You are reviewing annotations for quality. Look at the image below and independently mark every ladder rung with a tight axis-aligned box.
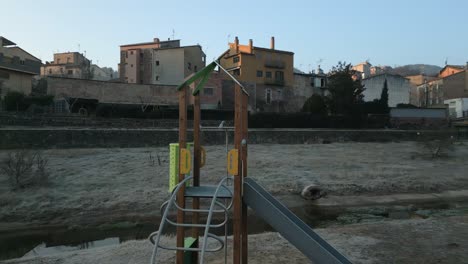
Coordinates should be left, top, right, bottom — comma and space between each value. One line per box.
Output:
185, 186, 233, 198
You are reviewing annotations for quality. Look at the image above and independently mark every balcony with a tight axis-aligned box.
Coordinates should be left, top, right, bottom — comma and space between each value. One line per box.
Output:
264, 79, 285, 86
264, 59, 285, 69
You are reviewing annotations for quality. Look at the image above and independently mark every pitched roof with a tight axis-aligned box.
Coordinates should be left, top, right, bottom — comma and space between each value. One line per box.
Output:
0, 36, 16, 46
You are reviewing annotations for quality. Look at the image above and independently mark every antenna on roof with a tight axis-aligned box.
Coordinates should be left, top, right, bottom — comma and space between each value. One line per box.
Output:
78, 44, 80, 52
172, 29, 175, 40
445, 57, 448, 65
227, 34, 231, 44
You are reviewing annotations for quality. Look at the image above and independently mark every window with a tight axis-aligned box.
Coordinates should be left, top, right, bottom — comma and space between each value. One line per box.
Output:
233, 56, 239, 63
320, 78, 325, 87
140, 53, 143, 58
188, 62, 192, 70
266, 89, 271, 104
275, 71, 284, 81
204, 87, 214, 96
49, 69, 52, 74
155, 76, 159, 81
130, 51, 134, 55
277, 90, 282, 100
194, 65, 198, 72
67, 57, 71, 63
60, 68, 63, 73
68, 70, 73, 75
156, 60, 160, 66
20, 60, 25, 65
57, 58, 61, 64
257, 70, 263, 77
125, 52, 128, 58
266, 71, 272, 78
233, 69, 240, 76
131, 64, 133, 68
311, 78, 315, 87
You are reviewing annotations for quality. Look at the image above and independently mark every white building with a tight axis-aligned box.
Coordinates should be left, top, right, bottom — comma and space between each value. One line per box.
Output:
444, 98, 468, 118
152, 45, 205, 85
361, 73, 411, 107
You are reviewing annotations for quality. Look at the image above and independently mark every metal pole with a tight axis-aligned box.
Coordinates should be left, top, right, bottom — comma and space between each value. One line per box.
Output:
176, 87, 187, 264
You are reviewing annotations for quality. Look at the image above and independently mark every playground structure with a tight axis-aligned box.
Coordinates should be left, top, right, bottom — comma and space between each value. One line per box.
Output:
149, 60, 351, 264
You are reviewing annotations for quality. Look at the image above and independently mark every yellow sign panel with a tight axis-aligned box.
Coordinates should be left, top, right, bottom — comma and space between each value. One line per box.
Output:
227, 149, 239, 175
200, 146, 206, 168
180, 148, 191, 175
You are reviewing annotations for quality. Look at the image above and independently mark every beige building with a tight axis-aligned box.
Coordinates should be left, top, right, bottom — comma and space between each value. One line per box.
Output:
119, 38, 206, 85
90, 64, 117, 81
41, 52, 91, 79
219, 37, 295, 112
352, 61, 372, 79
0, 36, 42, 98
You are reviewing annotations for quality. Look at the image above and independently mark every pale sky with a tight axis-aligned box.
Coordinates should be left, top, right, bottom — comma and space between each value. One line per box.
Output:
2, 0, 467, 72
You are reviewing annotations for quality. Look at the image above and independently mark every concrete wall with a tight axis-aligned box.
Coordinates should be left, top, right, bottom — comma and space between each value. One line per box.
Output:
0, 128, 460, 149
153, 48, 184, 85
0, 70, 33, 97
44, 76, 221, 109
362, 74, 411, 107
291, 73, 324, 111
46, 76, 178, 106
444, 71, 468, 99
183, 46, 205, 78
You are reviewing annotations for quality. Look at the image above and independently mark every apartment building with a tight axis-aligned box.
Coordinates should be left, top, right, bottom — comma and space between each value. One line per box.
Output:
119, 37, 206, 85
41, 52, 91, 79
219, 37, 294, 112
0, 36, 42, 98
415, 63, 468, 107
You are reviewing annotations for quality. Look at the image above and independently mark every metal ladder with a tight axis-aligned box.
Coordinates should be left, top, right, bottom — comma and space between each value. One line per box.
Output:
149, 176, 233, 264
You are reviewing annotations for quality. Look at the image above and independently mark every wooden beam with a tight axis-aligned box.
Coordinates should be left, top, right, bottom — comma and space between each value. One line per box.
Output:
233, 83, 243, 264
192, 93, 201, 263
176, 87, 187, 264
241, 92, 249, 264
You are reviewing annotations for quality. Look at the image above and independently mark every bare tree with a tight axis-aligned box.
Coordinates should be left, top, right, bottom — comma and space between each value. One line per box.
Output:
1, 150, 49, 189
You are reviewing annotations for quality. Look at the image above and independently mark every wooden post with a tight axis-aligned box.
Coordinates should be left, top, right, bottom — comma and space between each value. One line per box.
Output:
233, 83, 243, 264
192, 93, 201, 263
176, 87, 187, 264
241, 92, 248, 264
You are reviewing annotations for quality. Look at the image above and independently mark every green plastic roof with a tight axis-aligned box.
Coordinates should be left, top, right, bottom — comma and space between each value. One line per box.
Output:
176, 61, 217, 95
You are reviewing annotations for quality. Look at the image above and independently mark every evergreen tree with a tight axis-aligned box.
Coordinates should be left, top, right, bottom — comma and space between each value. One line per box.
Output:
379, 78, 389, 114
326, 62, 365, 115
301, 94, 327, 115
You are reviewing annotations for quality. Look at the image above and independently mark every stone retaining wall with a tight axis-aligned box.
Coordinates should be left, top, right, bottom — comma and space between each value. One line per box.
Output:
0, 128, 462, 149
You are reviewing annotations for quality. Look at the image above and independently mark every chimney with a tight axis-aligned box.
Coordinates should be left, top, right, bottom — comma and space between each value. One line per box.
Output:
154, 38, 160, 43
270, 36, 275, 50
249, 39, 253, 53
235, 36, 239, 53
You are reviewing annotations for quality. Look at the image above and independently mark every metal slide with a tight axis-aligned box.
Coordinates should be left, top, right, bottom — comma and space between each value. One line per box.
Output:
243, 178, 352, 264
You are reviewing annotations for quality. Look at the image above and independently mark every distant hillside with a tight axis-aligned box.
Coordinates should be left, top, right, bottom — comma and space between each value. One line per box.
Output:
389, 64, 442, 77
